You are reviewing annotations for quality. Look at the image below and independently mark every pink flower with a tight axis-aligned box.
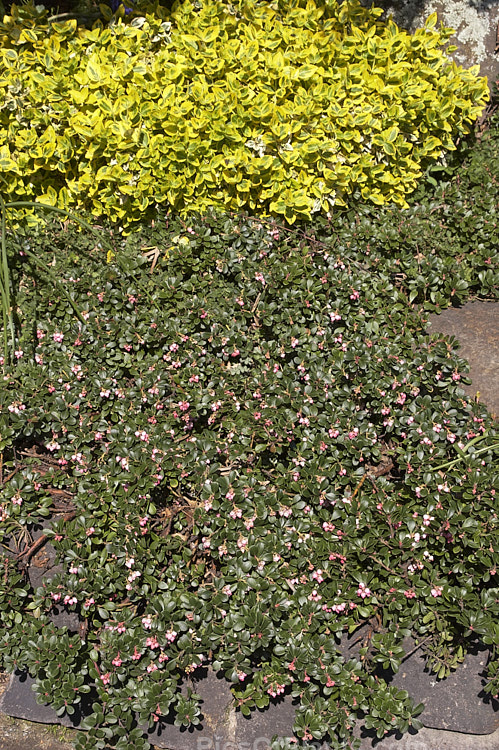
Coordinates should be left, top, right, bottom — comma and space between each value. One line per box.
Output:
112, 654, 122, 667
308, 590, 322, 602
356, 583, 371, 599
101, 672, 111, 685
431, 586, 443, 598
142, 615, 153, 630
53, 332, 64, 343
266, 683, 285, 697
237, 537, 248, 552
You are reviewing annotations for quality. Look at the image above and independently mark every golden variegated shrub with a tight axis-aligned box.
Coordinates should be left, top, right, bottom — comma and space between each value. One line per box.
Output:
0, 0, 489, 226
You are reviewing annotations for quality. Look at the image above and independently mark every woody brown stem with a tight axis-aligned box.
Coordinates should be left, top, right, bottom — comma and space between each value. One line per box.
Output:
16, 510, 77, 567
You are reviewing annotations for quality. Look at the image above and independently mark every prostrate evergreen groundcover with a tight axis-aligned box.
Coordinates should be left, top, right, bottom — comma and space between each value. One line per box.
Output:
0, 199, 498, 750
0, 0, 489, 227
0, 0, 498, 748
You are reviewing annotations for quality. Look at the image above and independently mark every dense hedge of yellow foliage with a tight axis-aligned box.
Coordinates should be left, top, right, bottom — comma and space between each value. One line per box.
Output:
0, 0, 489, 226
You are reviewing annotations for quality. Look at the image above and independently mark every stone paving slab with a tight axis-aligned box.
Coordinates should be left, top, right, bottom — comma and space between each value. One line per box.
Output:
427, 301, 499, 419
2, 653, 499, 750
389, 638, 499, 734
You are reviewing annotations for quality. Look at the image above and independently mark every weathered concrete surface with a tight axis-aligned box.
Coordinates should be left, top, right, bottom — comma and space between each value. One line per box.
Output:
369, 0, 499, 87
426, 301, 499, 420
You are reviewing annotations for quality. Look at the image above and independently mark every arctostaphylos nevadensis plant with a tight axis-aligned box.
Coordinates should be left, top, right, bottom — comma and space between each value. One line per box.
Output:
0, 203, 498, 749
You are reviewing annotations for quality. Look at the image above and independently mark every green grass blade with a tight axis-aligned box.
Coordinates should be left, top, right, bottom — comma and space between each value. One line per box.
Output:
0, 196, 15, 365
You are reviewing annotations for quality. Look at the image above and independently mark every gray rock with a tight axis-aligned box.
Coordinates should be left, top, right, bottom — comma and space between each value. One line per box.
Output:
427, 301, 499, 421
0, 673, 82, 729
0, 668, 236, 750
2, 648, 499, 750
355, 724, 499, 750
389, 637, 499, 734
23, 522, 82, 635
364, 0, 499, 87
236, 695, 298, 750
146, 669, 234, 750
